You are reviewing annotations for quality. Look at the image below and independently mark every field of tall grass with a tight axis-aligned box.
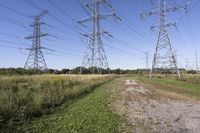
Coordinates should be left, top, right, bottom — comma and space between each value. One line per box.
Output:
0, 74, 114, 129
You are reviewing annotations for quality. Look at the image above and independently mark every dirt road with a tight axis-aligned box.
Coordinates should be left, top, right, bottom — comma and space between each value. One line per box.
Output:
113, 79, 200, 133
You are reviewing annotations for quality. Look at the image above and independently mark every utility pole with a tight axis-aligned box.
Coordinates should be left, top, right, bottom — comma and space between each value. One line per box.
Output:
185, 58, 189, 70
196, 52, 199, 73
24, 10, 51, 71
146, 52, 149, 70
141, 0, 189, 77
77, 0, 121, 74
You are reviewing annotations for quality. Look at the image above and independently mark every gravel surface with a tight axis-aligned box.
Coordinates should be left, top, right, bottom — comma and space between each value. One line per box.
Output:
114, 79, 200, 133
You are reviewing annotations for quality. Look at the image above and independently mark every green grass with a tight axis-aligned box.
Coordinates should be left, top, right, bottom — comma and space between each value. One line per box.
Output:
0, 74, 115, 131
3, 74, 199, 132
135, 75, 200, 98
15, 78, 120, 133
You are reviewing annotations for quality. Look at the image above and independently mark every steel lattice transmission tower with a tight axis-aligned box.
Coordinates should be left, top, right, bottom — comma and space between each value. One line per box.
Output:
141, 0, 190, 77
77, 0, 121, 74
146, 52, 149, 70
24, 10, 50, 71
195, 52, 199, 73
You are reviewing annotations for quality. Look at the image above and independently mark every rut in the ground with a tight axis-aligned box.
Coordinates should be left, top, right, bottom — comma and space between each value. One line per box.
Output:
114, 79, 200, 133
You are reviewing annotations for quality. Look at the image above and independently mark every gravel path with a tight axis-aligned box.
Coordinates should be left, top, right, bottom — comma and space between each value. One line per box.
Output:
114, 79, 200, 133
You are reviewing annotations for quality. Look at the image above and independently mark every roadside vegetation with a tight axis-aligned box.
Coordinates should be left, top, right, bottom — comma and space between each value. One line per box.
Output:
0, 74, 115, 131
16, 77, 122, 133
134, 74, 200, 99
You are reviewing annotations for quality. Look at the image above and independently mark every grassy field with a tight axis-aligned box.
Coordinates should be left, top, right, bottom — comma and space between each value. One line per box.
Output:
0, 74, 115, 131
134, 74, 200, 99
1, 74, 200, 132
15, 78, 123, 133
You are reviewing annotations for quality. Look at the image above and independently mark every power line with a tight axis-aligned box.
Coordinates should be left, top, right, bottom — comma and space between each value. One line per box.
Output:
106, 20, 154, 48
0, 40, 84, 57
175, 29, 193, 56
106, 45, 140, 57
0, 4, 145, 66
112, 36, 146, 53
48, 32, 84, 48
24, 0, 79, 33
76, 0, 152, 53
0, 41, 22, 49
24, 0, 150, 56
0, 14, 26, 28
42, 41, 141, 62
45, 32, 144, 59
42, 25, 143, 59
52, 53, 80, 60
0, 2, 29, 17
115, 10, 155, 45
0, 32, 21, 38
47, 0, 74, 20
0, 44, 20, 49
0, 39, 27, 46
0, 14, 31, 32
46, 26, 145, 58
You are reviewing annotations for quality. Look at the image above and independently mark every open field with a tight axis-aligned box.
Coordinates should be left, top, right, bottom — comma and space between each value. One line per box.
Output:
0, 74, 115, 131
15, 77, 122, 133
0, 74, 200, 132
134, 74, 200, 99
0, 0, 199, 132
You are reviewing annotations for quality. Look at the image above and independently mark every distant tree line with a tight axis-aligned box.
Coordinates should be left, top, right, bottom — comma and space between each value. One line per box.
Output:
0, 67, 144, 75
0, 67, 196, 75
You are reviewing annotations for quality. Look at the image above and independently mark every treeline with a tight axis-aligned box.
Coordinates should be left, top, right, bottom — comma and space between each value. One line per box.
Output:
0, 67, 196, 76
0, 67, 145, 75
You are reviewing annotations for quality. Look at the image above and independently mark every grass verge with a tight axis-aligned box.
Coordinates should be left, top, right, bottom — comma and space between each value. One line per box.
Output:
134, 75, 200, 99
15, 77, 120, 133
0, 74, 115, 131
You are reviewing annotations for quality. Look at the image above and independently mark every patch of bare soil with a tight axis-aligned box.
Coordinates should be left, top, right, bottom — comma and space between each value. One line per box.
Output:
113, 79, 200, 133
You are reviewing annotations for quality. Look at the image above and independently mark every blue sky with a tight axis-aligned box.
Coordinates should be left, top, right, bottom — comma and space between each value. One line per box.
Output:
0, 0, 199, 70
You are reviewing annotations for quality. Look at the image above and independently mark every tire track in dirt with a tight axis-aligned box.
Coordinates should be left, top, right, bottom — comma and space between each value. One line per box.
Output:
113, 79, 200, 133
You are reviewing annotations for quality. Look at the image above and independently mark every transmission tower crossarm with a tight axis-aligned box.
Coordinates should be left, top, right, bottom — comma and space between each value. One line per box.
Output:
29, 22, 45, 27
167, 3, 189, 12
102, 0, 112, 8
37, 10, 49, 19
141, 1, 189, 19
77, 13, 120, 26
98, 13, 115, 19
101, 30, 113, 38
40, 46, 54, 51
141, 9, 158, 19
77, 17, 92, 25
24, 33, 49, 39
25, 48, 32, 50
